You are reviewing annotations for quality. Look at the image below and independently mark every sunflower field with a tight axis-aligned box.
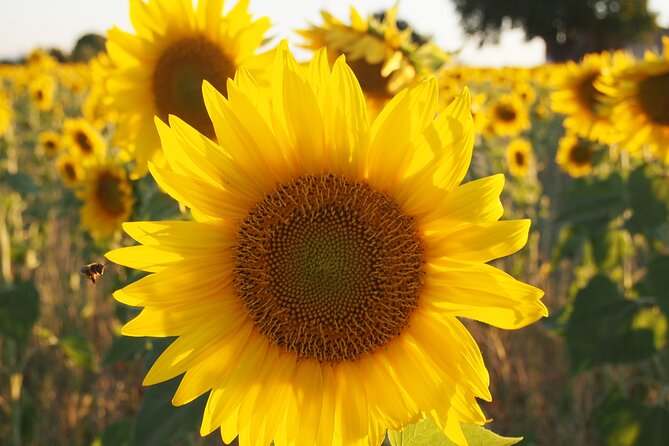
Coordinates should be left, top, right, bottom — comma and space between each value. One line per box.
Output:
1, 1, 668, 445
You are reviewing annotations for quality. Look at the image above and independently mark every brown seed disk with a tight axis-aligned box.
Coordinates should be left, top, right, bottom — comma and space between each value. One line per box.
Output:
95, 171, 126, 216
233, 174, 425, 364
637, 71, 669, 125
152, 35, 234, 139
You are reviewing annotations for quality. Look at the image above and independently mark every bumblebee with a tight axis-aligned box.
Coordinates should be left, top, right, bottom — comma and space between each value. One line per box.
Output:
81, 262, 105, 284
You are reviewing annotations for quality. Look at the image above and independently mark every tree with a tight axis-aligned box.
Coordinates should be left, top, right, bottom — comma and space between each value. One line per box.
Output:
71, 33, 106, 63
451, 0, 658, 62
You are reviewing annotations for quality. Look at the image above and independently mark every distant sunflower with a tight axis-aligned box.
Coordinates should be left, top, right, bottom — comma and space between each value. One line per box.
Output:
28, 74, 56, 111
107, 44, 546, 446
299, 6, 448, 117
0, 90, 11, 137
551, 51, 632, 144
78, 162, 134, 239
556, 133, 596, 177
506, 138, 533, 178
83, 52, 117, 130
105, 0, 271, 177
56, 153, 85, 187
598, 37, 669, 163
62, 118, 105, 164
488, 93, 530, 137
38, 131, 62, 155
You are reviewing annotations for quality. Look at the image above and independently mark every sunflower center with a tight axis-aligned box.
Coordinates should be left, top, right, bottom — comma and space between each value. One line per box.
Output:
515, 151, 526, 166
95, 172, 126, 216
153, 35, 235, 138
637, 71, 669, 124
45, 140, 56, 152
496, 104, 517, 122
75, 131, 93, 154
569, 143, 593, 165
233, 174, 425, 363
346, 58, 391, 100
64, 163, 77, 182
578, 72, 600, 112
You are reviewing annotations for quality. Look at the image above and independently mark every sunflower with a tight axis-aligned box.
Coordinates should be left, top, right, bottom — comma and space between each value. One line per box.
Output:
77, 162, 134, 239
83, 52, 117, 130
551, 51, 632, 144
505, 138, 533, 178
28, 74, 56, 111
556, 133, 596, 178
105, 0, 271, 177
38, 130, 62, 155
0, 90, 11, 137
487, 93, 530, 137
62, 118, 105, 164
106, 43, 546, 446
56, 153, 85, 187
597, 37, 669, 163
299, 6, 447, 118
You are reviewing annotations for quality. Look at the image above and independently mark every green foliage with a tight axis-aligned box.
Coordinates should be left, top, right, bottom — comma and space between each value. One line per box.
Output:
557, 173, 627, 229
71, 33, 106, 62
627, 165, 669, 237
0, 280, 40, 346
596, 392, 669, 446
103, 335, 150, 367
131, 377, 208, 446
451, 0, 657, 61
388, 418, 521, 446
565, 276, 663, 372
645, 255, 669, 317
94, 418, 133, 446
58, 332, 94, 370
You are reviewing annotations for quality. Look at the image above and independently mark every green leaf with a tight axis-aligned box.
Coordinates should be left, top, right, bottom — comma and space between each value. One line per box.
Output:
627, 165, 669, 235
103, 335, 149, 366
590, 224, 626, 272
94, 418, 132, 446
646, 255, 669, 317
59, 332, 94, 370
557, 173, 627, 228
0, 171, 41, 196
388, 418, 521, 446
565, 275, 662, 372
0, 280, 40, 345
596, 392, 669, 446
131, 376, 207, 446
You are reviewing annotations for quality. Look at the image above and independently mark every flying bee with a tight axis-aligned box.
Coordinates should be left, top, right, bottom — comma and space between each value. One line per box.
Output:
80, 262, 106, 284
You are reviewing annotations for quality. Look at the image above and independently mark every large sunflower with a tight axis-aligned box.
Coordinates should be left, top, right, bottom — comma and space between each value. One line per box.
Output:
107, 44, 546, 446
78, 162, 134, 239
550, 51, 631, 144
597, 37, 669, 163
105, 0, 271, 177
299, 6, 447, 118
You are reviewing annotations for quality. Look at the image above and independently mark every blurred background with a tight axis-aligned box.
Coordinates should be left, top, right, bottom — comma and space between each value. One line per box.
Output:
2, 1, 669, 445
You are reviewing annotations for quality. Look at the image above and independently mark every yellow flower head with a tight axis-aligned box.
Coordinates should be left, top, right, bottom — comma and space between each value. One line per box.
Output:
56, 153, 85, 187
28, 74, 56, 111
551, 50, 633, 144
556, 132, 596, 178
597, 37, 669, 163
77, 162, 134, 240
0, 90, 11, 137
106, 43, 546, 446
38, 130, 62, 156
63, 118, 106, 164
105, 0, 271, 177
299, 6, 448, 118
506, 138, 534, 178
83, 52, 117, 129
487, 93, 530, 137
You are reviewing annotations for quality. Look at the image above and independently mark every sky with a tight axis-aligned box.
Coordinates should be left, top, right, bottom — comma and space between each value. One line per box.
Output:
1, 0, 668, 66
